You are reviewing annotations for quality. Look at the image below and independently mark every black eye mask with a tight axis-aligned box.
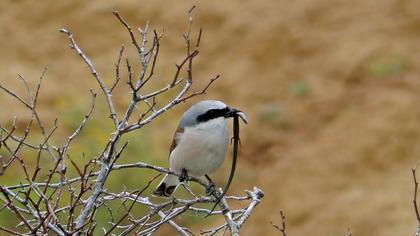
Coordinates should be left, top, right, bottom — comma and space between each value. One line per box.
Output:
196, 107, 230, 123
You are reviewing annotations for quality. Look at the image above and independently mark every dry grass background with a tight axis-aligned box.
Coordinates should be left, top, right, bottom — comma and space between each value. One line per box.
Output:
1, 0, 420, 235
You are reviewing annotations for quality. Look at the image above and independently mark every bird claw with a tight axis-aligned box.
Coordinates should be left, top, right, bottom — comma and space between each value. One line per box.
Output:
179, 168, 188, 182
204, 174, 217, 195
206, 181, 216, 195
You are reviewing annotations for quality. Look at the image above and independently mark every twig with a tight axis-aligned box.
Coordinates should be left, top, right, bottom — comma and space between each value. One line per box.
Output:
59, 28, 118, 126
110, 45, 125, 93
158, 211, 190, 236
104, 175, 160, 235
271, 210, 287, 236
413, 168, 420, 224
62, 90, 96, 156
113, 11, 141, 54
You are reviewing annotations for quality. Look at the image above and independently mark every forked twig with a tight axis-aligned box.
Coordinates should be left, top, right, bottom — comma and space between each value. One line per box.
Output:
271, 210, 287, 236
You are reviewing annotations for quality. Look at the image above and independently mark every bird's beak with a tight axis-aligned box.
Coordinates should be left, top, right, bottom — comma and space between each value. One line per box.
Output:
225, 107, 248, 124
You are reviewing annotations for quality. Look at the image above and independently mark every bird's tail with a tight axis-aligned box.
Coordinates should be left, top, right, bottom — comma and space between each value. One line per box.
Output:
153, 174, 180, 197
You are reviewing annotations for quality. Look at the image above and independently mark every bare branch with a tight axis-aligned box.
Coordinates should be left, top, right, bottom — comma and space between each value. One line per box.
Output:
113, 11, 141, 54
413, 168, 420, 225
104, 174, 160, 235
158, 211, 190, 236
179, 74, 220, 102
110, 45, 125, 93
0, 226, 26, 236
271, 210, 287, 236
0, 84, 32, 109
61, 90, 97, 156
59, 28, 118, 126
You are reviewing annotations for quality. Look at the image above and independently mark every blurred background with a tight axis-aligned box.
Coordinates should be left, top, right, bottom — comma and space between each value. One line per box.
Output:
1, 0, 420, 235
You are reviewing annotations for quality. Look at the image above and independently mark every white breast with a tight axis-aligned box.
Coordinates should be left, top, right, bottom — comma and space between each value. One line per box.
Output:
169, 117, 229, 176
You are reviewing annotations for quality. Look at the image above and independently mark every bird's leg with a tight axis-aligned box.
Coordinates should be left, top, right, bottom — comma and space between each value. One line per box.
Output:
179, 168, 188, 182
205, 174, 216, 195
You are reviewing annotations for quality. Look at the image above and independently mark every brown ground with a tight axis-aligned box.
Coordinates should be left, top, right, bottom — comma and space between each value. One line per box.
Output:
1, 0, 420, 235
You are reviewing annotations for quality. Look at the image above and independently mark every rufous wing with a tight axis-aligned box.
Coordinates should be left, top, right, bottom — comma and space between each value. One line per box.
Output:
168, 127, 184, 159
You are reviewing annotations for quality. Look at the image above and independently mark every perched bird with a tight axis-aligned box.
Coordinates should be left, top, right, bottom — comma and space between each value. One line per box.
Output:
153, 100, 247, 197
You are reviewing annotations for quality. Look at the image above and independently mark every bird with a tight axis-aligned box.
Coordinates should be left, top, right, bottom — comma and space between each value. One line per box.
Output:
153, 100, 247, 197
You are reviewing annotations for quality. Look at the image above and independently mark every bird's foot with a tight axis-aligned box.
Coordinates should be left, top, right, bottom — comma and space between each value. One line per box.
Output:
179, 168, 188, 182
205, 174, 216, 196
206, 182, 216, 196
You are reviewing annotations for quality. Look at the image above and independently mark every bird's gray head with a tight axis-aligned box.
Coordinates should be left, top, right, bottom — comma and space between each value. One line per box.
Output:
179, 100, 248, 128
